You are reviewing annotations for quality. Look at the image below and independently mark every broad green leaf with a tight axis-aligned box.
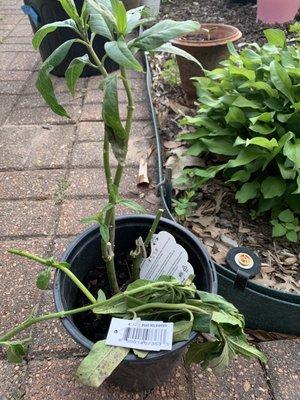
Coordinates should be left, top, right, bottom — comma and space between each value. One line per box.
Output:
225, 106, 246, 125
65, 54, 92, 96
227, 170, 250, 183
59, 0, 80, 21
6, 343, 27, 364
193, 314, 212, 333
93, 293, 127, 314
126, 6, 153, 34
270, 60, 294, 103
200, 137, 239, 156
173, 319, 193, 342
186, 141, 206, 156
226, 149, 263, 169
32, 20, 77, 49
249, 123, 276, 135
278, 209, 294, 223
36, 267, 51, 290
117, 198, 146, 213
286, 230, 298, 242
126, 279, 151, 291
283, 139, 300, 168
87, 0, 115, 40
155, 43, 203, 68
197, 291, 239, 314
277, 113, 293, 123
236, 181, 260, 203
76, 340, 129, 387
36, 39, 77, 117
209, 342, 235, 373
130, 20, 200, 51
245, 137, 278, 150
185, 340, 220, 366
261, 176, 286, 199
228, 335, 267, 363
249, 112, 275, 125
232, 96, 260, 109
228, 66, 255, 81
111, 0, 127, 34
239, 81, 278, 98
211, 311, 243, 328
105, 38, 143, 71
264, 28, 286, 48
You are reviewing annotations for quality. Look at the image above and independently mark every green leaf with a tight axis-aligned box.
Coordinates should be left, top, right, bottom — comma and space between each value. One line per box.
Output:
93, 293, 127, 314
211, 311, 243, 328
186, 142, 207, 156
283, 139, 300, 168
76, 340, 129, 387
286, 230, 298, 242
261, 176, 286, 199
97, 289, 106, 302
228, 66, 255, 81
232, 96, 260, 109
239, 81, 278, 98
226, 149, 263, 169
227, 170, 250, 183
105, 38, 143, 71
130, 20, 200, 51
65, 54, 91, 96
225, 106, 246, 125
209, 342, 234, 373
154, 43, 203, 68
228, 335, 267, 363
6, 343, 27, 364
111, 0, 127, 34
173, 319, 193, 342
264, 28, 286, 48
185, 340, 220, 366
32, 19, 77, 49
193, 314, 212, 333
36, 39, 77, 117
36, 267, 51, 290
59, 0, 80, 21
126, 6, 153, 35
270, 60, 294, 103
117, 198, 146, 213
249, 112, 275, 125
235, 181, 260, 203
200, 137, 239, 156
278, 209, 294, 223
87, 0, 115, 40
249, 123, 276, 135
245, 137, 278, 150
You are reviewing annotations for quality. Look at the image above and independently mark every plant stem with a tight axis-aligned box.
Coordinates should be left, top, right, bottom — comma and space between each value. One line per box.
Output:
129, 302, 208, 315
0, 302, 100, 343
9, 249, 97, 304
132, 209, 164, 280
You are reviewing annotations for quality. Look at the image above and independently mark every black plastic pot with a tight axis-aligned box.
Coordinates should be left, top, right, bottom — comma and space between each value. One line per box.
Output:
22, 0, 118, 77
143, 52, 300, 336
54, 215, 217, 391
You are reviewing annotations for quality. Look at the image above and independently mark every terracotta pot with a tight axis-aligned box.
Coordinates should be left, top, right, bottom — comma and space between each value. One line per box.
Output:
122, 0, 141, 10
171, 23, 242, 98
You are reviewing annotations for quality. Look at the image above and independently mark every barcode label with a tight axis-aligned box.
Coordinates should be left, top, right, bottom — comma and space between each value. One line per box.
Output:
106, 318, 173, 351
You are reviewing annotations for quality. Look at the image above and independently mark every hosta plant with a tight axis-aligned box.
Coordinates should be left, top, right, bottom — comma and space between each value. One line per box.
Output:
176, 29, 300, 241
0, 0, 266, 388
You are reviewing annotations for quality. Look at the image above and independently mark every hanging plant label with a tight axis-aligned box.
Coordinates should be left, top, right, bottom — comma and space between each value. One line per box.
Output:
106, 318, 173, 351
140, 231, 194, 283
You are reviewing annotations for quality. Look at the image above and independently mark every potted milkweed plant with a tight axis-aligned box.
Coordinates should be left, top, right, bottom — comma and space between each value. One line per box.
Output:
0, 0, 266, 392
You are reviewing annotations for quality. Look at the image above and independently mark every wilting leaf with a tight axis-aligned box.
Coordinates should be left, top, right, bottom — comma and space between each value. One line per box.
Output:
6, 343, 27, 364
36, 267, 51, 290
76, 340, 129, 387
185, 340, 220, 366
117, 198, 146, 213
66, 54, 93, 96
173, 319, 193, 342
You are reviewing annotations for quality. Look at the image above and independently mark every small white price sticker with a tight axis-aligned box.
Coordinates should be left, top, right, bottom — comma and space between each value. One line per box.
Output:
140, 231, 194, 284
106, 318, 174, 351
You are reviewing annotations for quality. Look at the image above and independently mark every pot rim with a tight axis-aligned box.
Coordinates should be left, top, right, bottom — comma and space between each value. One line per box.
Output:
53, 214, 217, 362
171, 23, 242, 48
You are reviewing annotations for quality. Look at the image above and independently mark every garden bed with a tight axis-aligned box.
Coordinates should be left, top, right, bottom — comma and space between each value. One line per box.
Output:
149, 2, 300, 295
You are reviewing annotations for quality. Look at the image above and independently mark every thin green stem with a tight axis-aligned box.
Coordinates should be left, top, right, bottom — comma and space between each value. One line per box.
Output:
132, 209, 164, 280
0, 303, 100, 343
129, 302, 208, 315
9, 249, 97, 304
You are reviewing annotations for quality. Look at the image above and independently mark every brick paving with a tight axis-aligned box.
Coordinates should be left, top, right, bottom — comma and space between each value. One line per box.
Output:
0, 1, 299, 399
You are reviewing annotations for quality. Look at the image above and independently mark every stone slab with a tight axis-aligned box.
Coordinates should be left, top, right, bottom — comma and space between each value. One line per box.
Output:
25, 357, 146, 400
0, 360, 27, 400
57, 197, 159, 236
71, 135, 156, 168
190, 357, 271, 400
0, 125, 75, 170
0, 200, 58, 237
0, 170, 65, 200
81, 101, 151, 122
0, 238, 50, 331
259, 339, 300, 400
0, 94, 17, 125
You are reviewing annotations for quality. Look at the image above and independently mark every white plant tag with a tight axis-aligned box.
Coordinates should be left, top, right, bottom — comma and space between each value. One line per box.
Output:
106, 318, 173, 351
140, 231, 194, 284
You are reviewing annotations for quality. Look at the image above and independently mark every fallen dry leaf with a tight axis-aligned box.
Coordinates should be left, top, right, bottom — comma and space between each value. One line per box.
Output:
243, 381, 251, 393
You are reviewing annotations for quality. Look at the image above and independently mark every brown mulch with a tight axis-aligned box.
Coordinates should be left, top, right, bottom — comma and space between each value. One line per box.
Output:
149, 2, 300, 294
